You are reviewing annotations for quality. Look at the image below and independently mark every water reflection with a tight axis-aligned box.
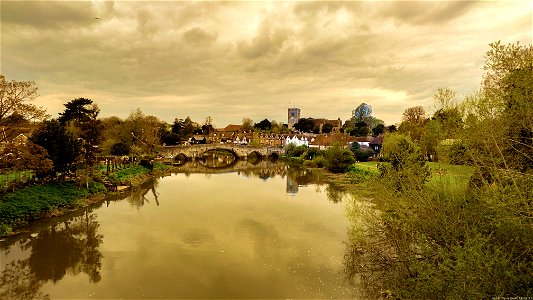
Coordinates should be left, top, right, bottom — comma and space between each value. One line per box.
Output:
173, 156, 349, 202
125, 178, 160, 208
0, 161, 353, 299
0, 210, 103, 300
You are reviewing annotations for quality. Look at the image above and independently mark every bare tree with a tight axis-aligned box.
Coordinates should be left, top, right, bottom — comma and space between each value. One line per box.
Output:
0, 75, 48, 124
402, 106, 426, 126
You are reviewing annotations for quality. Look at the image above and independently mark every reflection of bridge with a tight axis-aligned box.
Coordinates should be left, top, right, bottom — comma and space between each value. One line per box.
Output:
158, 144, 284, 159
167, 159, 287, 175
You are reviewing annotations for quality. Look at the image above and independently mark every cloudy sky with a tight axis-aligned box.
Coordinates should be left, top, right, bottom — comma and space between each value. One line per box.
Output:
1, 1, 531, 126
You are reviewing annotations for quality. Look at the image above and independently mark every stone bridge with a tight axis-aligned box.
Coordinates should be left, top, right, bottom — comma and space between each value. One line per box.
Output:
158, 144, 284, 159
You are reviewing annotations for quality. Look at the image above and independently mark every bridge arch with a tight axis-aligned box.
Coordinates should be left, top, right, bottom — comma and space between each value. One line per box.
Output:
159, 144, 283, 160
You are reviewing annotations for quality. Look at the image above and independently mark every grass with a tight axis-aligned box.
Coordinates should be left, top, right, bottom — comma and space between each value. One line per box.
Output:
0, 171, 33, 187
107, 162, 169, 184
354, 161, 380, 173
353, 161, 474, 193
0, 181, 105, 236
426, 162, 474, 193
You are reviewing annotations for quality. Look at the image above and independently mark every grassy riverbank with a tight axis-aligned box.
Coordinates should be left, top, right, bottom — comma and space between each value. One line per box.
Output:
0, 162, 170, 237
344, 161, 532, 298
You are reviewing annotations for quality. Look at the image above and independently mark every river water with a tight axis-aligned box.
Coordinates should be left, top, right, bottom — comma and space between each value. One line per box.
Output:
0, 162, 360, 299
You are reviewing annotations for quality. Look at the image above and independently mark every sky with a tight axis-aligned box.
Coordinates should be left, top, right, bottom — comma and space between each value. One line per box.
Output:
1, 1, 531, 127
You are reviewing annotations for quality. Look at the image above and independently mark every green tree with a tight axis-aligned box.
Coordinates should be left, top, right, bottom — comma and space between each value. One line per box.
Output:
419, 119, 445, 161
378, 133, 430, 192
110, 142, 131, 156
241, 118, 253, 132
348, 121, 369, 137
30, 120, 82, 177
324, 143, 355, 173
254, 119, 272, 131
322, 123, 333, 133
372, 123, 385, 136
294, 118, 315, 133
59, 98, 103, 169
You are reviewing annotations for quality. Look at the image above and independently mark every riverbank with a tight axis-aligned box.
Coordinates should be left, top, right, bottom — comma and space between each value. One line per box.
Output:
0, 163, 172, 237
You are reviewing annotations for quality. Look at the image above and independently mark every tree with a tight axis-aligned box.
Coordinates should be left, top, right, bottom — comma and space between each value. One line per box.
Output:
254, 119, 272, 131
419, 119, 445, 161
433, 87, 457, 111
171, 118, 185, 136
322, 123, 333, 134
30, 119, 82, 176
59, 98, 99, 124
126, 110, 163, 155
478, 41, 533, 172
0, 142, 53, 179
110, 142, 131, 156
294, 118, 315, 133
59, 98, 103, 171
378, 133, 430, 192
241, 118, 253, 132
0, 75, 48, 126
401, 106, 427, 141
387, 125, 397, 132
352, 103, 372, 122
402, 106, 426, 126
324, 143, 355, 173
349, 121, 370, 137
183, 116, 196, 137
372, 123, 385, 136
350, 142, 374, 162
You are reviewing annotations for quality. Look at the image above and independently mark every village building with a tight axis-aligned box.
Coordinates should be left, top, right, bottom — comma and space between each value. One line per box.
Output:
310, 118, 343, 133
189, 135, 207, 144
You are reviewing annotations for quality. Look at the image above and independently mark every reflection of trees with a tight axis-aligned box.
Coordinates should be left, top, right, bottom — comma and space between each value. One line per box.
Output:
343, 199, 395, 299
127, 178, 160, 208
0, 260, 49, 300
325, 184, 346, 203
0, 210, 103, 299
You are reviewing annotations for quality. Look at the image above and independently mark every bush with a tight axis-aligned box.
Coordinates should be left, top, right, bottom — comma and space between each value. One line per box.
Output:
110, 142, 131, 156
324, 144, 355, 173
378, 133, 430, 192
312, 155, 327, 168
88, 181, 107, 194
285, 144, 308, 158
437, 139, 470, 165
346, 165, 374, 184
304, 147, 323, 160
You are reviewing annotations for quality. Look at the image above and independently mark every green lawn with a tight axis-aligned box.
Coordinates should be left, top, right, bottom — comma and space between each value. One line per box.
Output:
0, 171, 33, 187
353, 161, 474, 192
354, 161, 380, 173
426, 162, 474, 193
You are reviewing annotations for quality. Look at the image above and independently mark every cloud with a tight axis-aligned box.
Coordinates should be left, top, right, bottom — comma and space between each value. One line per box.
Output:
1, 1, 96, 29
377, 1, 479, 26
1, 1, 531, 126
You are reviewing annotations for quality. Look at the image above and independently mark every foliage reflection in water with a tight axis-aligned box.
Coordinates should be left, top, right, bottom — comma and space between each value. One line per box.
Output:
0, 161, 359, 299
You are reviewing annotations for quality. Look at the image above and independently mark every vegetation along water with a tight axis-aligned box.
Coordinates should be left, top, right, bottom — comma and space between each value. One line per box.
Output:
0, 41, 531, 299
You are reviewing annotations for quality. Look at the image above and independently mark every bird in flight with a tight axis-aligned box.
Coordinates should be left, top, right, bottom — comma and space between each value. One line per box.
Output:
94, 17, 101, 20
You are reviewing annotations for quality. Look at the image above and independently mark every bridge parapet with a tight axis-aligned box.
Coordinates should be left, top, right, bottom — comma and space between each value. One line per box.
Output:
159, 144, 283, 159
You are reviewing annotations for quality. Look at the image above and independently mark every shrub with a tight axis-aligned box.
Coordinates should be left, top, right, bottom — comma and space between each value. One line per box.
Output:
285, 144, 308, 158
110, 142, 131, 156
312, 155, 327, 168
347, 166, 374, 184
437, 139, 470, 165
304, 147, 322, 160
378, 133, 430, 192
324, 144, 355, 173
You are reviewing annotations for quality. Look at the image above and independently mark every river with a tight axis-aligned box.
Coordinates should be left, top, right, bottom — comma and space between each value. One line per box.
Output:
0, 161, 361, 299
